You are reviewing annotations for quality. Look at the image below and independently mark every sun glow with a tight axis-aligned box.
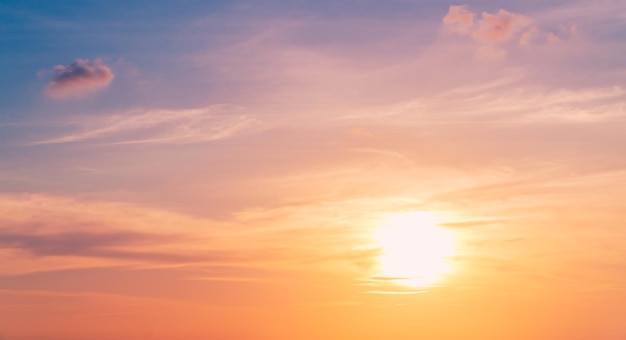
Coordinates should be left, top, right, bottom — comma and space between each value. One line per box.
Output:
374, 212, 455, 287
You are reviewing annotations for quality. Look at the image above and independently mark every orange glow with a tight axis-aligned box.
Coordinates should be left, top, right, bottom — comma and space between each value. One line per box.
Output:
2, 1, 625, 339
374, 212, 455, 287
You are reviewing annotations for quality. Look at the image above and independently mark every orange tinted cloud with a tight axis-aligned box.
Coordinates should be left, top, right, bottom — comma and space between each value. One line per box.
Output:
45, 58, 114, 99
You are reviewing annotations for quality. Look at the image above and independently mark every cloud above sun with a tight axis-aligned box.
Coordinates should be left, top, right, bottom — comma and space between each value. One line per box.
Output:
44, 58, 114, 99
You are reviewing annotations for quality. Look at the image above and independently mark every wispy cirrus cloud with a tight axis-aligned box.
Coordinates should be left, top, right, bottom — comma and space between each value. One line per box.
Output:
0, 193, 281, 276
0, 192, 387, 277
43, 58, 114, 99
358, 76, 626, 125
31, 105, 260, 145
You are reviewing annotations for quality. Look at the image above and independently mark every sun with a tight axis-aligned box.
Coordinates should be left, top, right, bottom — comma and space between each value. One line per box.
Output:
373, 212, 455, 287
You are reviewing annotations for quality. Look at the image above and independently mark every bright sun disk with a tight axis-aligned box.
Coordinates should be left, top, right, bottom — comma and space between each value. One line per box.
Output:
374, 212, 455, 287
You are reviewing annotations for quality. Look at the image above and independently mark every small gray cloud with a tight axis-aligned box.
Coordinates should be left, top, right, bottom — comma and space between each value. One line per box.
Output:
44, 58, 114, 99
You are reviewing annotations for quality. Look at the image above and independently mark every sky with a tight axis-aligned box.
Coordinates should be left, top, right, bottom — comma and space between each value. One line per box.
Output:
1, 0, 626, 339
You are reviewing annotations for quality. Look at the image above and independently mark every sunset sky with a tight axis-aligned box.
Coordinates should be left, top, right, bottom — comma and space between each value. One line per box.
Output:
2, 1, 626, 339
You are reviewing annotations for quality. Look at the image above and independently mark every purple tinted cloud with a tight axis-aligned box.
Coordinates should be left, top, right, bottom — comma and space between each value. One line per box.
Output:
0, 231, 197, 262
45, 58, 114, 99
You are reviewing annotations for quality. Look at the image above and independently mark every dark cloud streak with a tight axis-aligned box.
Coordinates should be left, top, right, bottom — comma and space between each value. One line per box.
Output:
0, 231, 214, 263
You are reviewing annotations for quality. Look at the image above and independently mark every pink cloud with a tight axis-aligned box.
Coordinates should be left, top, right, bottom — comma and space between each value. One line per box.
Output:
45, 58, 114, 99
472, 9, 530, 43
519, 27, 541, 45
519, 24, 579, 45
443, 6, 533, 45
442, 5, 475, 33
476, 45, 506, 60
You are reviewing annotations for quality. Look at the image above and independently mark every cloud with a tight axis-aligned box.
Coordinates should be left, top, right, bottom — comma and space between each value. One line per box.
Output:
44, 58, 114, 99
375, 70, 626, 124
439, 219, 503, 228
442, 5, 475, 34
519, 24, 578, 45
0, 231, 207, 263
443, 5, 577, 48
476, 45, 507, 60
473, 9, 531, 43
30, 105, 259, 145
519, 26, 542, 45
0, 193, 376, 276
443, 6, 530, 44
0, 193, 246, 275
